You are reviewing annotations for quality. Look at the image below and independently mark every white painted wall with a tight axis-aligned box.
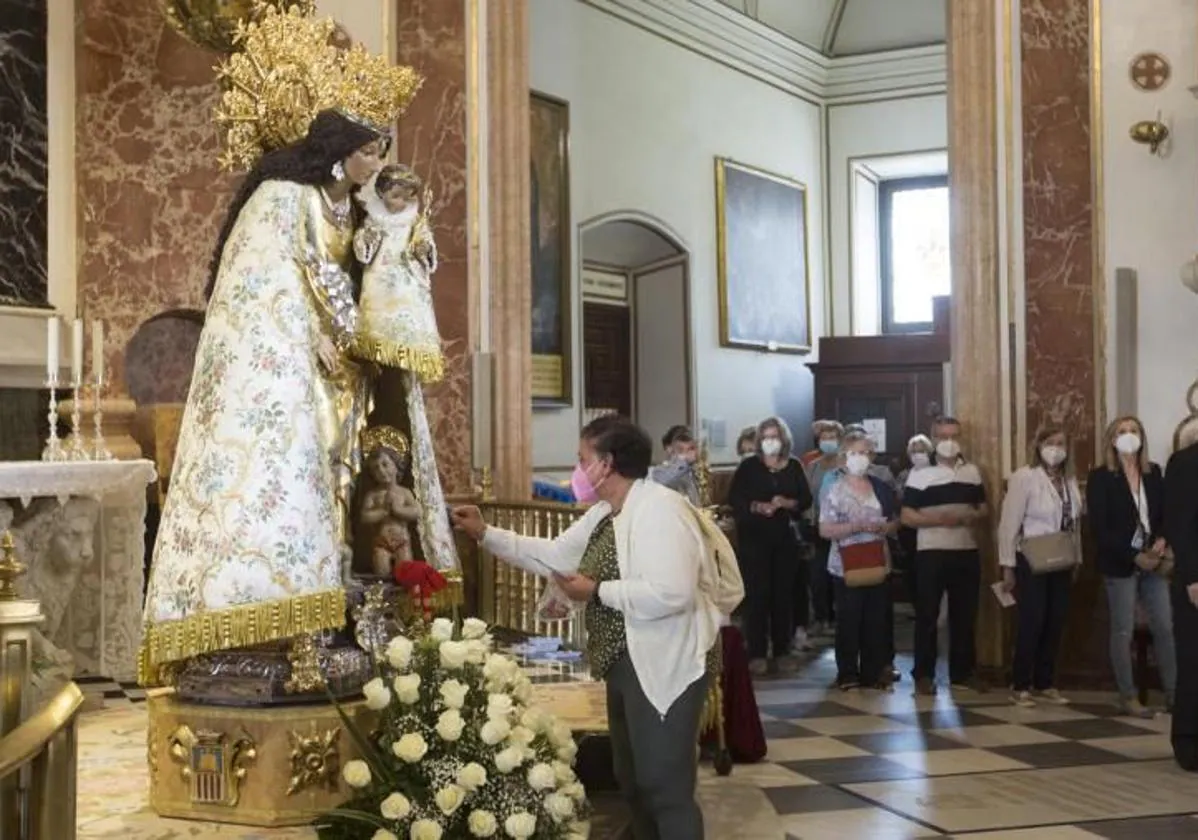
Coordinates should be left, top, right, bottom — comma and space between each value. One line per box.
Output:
530, 0, 825, 468
634, 262, 689, 459
1099, 0, 1198, 459
826, 95, 947, 336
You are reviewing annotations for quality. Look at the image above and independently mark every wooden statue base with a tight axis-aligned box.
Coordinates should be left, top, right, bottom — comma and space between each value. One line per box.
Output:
147, 690, 377, 827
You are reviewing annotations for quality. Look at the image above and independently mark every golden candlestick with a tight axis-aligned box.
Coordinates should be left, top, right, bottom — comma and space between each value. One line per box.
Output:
0, 532, 27, 602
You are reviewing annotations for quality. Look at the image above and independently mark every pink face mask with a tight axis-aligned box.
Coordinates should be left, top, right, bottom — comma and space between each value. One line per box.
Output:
570, 460, 604, 504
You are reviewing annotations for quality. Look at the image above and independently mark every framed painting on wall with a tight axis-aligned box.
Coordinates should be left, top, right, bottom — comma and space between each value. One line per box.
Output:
715, 157, 812, 354
530, 91, 572, 404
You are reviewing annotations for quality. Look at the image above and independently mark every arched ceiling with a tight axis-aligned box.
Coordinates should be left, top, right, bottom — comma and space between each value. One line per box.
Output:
714, 0, 946, 57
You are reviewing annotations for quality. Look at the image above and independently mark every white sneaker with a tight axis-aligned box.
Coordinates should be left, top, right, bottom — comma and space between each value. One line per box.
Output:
793, 627, 814, 652
1011, 690, 1036, 708
1035, 688, 1070, 706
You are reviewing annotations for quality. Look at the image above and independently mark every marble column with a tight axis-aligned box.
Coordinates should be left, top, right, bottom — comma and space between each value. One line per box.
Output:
947, 0, 1007, 671
0, 0, 48, 308
485, 1, 532, 499
394, 0, 532, 498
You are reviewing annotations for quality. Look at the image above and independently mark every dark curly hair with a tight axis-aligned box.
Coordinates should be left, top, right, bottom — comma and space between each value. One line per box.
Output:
205, 109, 387, 299
580, 414, 653, 480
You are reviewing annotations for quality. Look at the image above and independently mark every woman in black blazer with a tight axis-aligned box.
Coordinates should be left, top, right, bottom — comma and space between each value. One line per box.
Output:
1086, 416, 1175, 716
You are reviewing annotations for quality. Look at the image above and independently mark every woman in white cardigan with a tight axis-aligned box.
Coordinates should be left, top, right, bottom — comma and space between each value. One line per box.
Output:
452, 415, 720, 840
997, 426, 1084, 708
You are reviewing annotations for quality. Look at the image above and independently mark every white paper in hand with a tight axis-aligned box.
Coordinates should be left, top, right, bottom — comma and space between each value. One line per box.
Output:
991, 581, 1016, 608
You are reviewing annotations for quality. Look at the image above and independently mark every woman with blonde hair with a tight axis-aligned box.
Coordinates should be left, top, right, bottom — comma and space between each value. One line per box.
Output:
998, 426, 1083, 707
1086, 416, 1173, 716
729, 416, 813, 674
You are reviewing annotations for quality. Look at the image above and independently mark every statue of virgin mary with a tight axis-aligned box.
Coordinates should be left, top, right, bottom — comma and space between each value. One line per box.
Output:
139, 7, 430, 681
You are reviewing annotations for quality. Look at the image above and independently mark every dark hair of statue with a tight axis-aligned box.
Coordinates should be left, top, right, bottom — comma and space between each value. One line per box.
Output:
580, 414, 653, 480
205, 109, 386, 299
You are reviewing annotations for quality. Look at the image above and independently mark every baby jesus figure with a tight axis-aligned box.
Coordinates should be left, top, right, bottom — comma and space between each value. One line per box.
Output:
349, 163, 444, 383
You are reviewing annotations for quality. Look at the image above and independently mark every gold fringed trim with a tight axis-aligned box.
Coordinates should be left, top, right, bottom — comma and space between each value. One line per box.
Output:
137, 588, 348, 687
348, 334, 444, 383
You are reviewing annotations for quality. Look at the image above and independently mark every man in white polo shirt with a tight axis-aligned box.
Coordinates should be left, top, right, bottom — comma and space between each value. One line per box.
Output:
901, 416, 988, 696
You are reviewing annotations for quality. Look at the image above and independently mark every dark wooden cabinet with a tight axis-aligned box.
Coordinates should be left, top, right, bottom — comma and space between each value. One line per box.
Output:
805, 332, 950, 458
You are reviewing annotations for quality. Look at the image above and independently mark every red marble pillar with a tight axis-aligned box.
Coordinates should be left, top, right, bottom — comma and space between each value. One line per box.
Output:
75, 0, 233, 392
393, 0, 474, 495
1020, 0, 1097, 466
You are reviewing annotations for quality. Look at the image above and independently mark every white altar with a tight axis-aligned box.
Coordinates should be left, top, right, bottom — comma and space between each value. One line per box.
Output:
0, 460, 156, 684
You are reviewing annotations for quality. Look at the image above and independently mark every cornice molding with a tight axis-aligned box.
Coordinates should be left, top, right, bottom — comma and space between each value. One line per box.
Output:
577, 0, 947, 103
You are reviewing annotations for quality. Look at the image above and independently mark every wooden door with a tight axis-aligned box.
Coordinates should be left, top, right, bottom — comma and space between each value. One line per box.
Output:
582, 302, 632, 418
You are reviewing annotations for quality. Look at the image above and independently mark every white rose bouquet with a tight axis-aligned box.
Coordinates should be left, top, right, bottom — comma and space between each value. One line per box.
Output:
316, 618, 591, 839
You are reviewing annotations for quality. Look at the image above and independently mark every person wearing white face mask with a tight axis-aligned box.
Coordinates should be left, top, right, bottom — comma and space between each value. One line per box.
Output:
803, 420, 846, 637
896, 435, 935, 616
998, 426, 1084, 707
1086, 416, 1174, 717
729, 416, 813, 675
901, 416, 989, 696
819, 431, 900, 689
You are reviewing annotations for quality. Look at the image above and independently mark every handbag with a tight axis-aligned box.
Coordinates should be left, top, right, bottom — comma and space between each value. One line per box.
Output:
1022, 531, 1080, 575
840, 540, 887, 588
1133, 551, 1161, 573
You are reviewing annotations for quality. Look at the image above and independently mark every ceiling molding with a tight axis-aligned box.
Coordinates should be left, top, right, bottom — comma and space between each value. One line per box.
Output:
821, 0, 849, 56
577, 0, 946, 103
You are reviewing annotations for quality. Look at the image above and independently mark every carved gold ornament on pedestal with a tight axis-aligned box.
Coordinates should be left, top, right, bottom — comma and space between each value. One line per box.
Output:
286, 727, 341, 795
167, 724, 258, 807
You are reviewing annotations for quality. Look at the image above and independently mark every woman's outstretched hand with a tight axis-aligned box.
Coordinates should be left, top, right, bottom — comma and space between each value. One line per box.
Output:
451, 505, 487, 541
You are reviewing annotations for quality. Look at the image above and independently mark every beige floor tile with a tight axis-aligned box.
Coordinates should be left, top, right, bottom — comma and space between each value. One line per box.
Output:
883, 748, 1032, 776
765, 735, 872, 761
929, 724, 1066, 748
778, 807, 941, 839
1084, 734, 1174, 761
798, 715, 919, 736
953, 829, 1105, 839
704, 760, 819, 788
969, 705, 1093, 725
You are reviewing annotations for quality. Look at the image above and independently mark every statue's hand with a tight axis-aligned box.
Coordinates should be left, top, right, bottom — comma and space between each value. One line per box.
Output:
316, 334, 339, 374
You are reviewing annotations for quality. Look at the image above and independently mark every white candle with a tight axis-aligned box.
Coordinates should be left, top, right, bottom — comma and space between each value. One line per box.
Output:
71, 319, 83, 385
46, 316, 59, 380
92, 320, 104, 384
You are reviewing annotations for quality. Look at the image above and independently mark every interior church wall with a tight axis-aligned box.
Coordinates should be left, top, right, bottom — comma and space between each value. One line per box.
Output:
1098, 0, 1198, 458
825, 94, 948, 337
529, 0, 824, 469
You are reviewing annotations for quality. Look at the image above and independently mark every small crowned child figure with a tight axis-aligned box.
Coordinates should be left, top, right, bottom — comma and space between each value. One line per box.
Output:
349, 163, 444, 382
358, 426, 421, 577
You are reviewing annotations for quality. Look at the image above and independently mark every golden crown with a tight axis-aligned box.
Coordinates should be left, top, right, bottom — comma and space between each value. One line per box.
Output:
214, 3, 423, 171
362, 425, 410, 459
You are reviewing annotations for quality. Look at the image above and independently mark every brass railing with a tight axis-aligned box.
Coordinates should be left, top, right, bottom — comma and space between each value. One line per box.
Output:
0, 682, 83, 840
476, 499, 588, 646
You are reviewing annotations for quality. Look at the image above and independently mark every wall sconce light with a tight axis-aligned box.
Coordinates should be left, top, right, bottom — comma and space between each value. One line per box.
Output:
1130, 114, 1170, 155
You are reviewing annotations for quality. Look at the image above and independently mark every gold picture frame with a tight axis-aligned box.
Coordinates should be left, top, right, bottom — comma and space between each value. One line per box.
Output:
715, 157, 812, 354
530, 91, 573, 404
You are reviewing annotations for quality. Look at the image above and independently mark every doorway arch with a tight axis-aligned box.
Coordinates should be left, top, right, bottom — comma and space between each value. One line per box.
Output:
577, 212, 695, 456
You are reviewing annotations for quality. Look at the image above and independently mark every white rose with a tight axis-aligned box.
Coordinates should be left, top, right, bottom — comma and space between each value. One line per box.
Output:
520, 708, 546, 733
393, 673, 422, 705
508, 725, 535, 747
511, 676, 532, 704
494, 745, 524, 773
439, 640, 470, 670
436, 709, 465, 742
483, 653, 515, 683
503, 811, 537, 839
430, 617, 455, 642
462, 617, 489, 640
342, 759, 372, 788
557, 740, 578, 763
468, 809, 499, 837
561, 781, 586, 801
379, 792, 412, 820
480, 718, 511, 746
456, 761, 488, 792
527, 762, 556, 791
486, 693, 514, 720
439, 679, 469, 709
548, 722, 572, 748
552, 761, 576, 785
386, 635, 414, 670
392, 732, 428, 763
362, 677, 392, 710
372, 831, 398, 840
465, 639, 489, 665
566, 822, 590, 840
409, 819, 443, 840
434, 783, 466, 816
544, 792, 575, 822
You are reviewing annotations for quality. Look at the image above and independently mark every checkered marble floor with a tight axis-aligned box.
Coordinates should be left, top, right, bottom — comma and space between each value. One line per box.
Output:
77, 641, 1198, 839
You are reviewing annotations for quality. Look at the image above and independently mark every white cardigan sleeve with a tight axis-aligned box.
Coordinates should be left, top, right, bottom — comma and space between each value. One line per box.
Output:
598, 497, 702, 621
997, 468, 1031, 568
479, 504, 608, 577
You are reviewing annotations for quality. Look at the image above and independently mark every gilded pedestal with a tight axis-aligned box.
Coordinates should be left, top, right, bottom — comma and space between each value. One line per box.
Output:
147, 691, 377, 827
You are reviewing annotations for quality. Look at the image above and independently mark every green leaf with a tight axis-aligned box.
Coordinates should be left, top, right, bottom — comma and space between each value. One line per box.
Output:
326, 689, 399, 787
322, 807, 392, 830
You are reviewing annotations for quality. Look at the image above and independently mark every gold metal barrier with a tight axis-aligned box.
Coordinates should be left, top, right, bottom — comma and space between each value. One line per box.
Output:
0, 681, 84, 840
476, 499, 588, 646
